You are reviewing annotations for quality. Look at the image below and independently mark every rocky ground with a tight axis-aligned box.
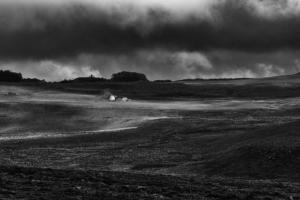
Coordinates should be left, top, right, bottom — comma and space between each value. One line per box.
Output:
0, 166, 299, 200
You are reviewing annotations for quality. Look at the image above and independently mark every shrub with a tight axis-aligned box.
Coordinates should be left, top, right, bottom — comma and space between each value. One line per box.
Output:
0, 70, 22, 82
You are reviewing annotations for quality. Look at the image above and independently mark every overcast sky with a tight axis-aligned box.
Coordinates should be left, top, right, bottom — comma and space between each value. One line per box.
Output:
1, 0, 300, 81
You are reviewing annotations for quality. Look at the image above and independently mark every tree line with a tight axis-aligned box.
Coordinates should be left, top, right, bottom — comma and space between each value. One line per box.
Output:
0, 70, 149, 83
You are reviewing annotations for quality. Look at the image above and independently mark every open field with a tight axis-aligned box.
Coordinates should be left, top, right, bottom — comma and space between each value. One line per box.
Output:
0, 81, 299, 199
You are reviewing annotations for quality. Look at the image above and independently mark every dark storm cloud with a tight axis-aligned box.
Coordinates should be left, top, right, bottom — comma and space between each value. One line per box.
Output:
2, 0, 300, 81
1, 0, 300, 60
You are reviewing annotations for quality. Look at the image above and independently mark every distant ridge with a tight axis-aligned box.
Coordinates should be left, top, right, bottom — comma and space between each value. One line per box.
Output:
295, 72, 300, 76
178, 72, 300, 82
178, 77, 251, 82
1, 68, 300, 84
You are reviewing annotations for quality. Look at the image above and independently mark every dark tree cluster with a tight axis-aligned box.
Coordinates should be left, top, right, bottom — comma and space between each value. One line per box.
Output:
111, 71, 148, 82
60, 72, 148, 83
0, 70, 150, 83
22, 78, 46, 83
0, 70, 22, 82
61, 75, 107, 83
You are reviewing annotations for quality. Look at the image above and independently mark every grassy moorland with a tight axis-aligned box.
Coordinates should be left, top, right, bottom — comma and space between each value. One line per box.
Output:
0, 75, 300, 199
14, 80, 300, 99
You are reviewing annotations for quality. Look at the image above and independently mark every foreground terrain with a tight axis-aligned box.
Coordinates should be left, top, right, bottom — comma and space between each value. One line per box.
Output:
1, 166, 299, 200
0, 79, 300, 199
